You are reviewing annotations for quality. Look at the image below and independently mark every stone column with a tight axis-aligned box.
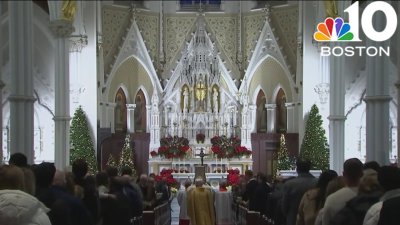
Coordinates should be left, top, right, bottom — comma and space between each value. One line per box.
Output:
364, 12, 391, 165
8, 1, 36, 164
146, 105, 151, 132
328, 44, 345, 174
285, 103, 296, 133
49, 18, 74, 169
266, 104, 276, 133
126, 104, 136, 133
0, 1, 3, 164
396, 1, 400, 166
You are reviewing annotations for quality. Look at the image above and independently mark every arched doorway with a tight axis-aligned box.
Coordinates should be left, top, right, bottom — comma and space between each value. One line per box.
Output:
256, 90, 267, 133
115, 88, 127, 132
275, 88, 287, 133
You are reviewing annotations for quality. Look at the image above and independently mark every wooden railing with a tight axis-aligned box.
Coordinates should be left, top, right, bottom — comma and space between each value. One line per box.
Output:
142, 202, 171, 225
233, 204, 275, 225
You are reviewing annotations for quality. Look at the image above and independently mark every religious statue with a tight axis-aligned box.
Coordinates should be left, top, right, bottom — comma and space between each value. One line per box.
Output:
62, 0, 77, 21
183, 87, 189, 113
195, 76, 206, 111
213, 88, 218, 113
325, 0, 338, 18
187, 177, 216, 225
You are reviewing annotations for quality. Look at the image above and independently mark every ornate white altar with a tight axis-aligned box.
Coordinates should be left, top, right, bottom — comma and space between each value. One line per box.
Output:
148, 13, 253, 174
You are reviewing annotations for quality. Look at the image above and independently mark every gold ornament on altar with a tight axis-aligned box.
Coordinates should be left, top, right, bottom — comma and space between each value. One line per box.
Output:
62, 0, 77, 21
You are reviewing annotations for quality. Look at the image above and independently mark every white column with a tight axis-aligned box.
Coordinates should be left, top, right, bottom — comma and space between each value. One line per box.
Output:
150, 111, 160, 149
99, 102, 105, 127
107, 102, 117, 132
8, 1, 36, 164
0, 1, 3, 164
266, 104, 276, 133
146, 105, 151, 133
396, 1, 400, 166
126, 104, 136, 133
49, 18, 74, 169
364, 12, 391, 165
285, 103, 296, 133
328, 44, 345, 174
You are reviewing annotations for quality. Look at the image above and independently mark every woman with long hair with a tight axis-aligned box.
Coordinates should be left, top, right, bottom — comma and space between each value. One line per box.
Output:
296, 170, 338, 225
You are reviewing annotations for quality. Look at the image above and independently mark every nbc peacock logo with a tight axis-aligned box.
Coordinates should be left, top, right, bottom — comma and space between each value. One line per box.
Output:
314, 17, 353, 42
315, 1, 397, 57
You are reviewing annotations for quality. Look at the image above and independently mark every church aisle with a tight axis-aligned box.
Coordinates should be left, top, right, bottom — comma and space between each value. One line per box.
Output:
171, 197, 180, 225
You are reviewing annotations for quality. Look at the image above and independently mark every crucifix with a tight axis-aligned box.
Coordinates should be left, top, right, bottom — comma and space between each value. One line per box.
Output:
196, 148, 209, 166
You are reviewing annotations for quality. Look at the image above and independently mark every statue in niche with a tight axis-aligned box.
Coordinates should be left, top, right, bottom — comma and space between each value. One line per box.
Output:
277, 96, 287, 132
115, 91, 127, 132
195, 75, 206, 111
257, 96, 267, 132
213, 87, 218, 113
183, 87, 189, 113
134, 93, 146, 132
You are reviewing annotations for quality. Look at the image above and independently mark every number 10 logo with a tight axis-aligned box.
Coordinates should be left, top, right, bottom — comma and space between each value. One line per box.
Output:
314, 1, 397, 42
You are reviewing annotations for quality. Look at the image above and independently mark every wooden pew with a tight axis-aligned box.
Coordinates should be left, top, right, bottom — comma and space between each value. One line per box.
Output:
142, 202, 171, 225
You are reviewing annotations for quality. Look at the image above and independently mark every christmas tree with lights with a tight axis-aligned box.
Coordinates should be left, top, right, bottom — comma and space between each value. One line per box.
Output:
118, 134, 137, 177
70, 106, 98, 174
300, 104, 330, 171
277, 133, 291, 172
106, 154, 118, 168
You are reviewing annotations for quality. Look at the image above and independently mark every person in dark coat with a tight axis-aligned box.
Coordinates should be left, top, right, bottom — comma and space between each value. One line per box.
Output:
249, 172, 272, 215
100, 178, 135, 225
72, 159, 100, 224
377, 195, 400, 225
51, 170, 93, 225
281, 160, 317, 225
243, 170, 257, 203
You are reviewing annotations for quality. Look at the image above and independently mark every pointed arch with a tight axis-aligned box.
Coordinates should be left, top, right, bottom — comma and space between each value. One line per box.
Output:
275, 88, 287, 133
134, 89, 146, 133
115, 88, 127, 133
256, 90, 267, 133
134, 85, 150, 105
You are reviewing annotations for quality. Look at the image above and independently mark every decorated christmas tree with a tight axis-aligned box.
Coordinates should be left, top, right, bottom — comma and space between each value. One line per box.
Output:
300, 104, 330, 171
106, 154, 118, 168
70, 106, 98, 174
118, 134, 137, 177
277, 133, 291, 172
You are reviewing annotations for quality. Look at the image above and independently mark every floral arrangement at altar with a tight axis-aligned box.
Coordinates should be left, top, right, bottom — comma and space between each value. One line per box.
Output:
227, 169, 240, 186
196, 133, 205, 143
210, 135, 252, 158
155, 169, 179, 188
157, 136, 190, 159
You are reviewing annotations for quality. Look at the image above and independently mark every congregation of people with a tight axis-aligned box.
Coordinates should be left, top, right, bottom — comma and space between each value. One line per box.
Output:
0, 153, 171, 225
229, 159, 399, 225
1, 152, 400, 225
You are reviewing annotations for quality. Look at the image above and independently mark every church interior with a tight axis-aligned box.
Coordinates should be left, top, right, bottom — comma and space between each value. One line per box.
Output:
1, 1, 400, 225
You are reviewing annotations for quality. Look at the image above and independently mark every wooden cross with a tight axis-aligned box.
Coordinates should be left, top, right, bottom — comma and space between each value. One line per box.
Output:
195, 148, 209, 166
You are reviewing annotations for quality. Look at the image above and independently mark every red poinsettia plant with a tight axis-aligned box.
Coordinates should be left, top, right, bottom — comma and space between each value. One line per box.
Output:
227, 169, 240, 186
155, 169, 179, 188
150, 150, 158, 157
157, 136, 190, 159
210, 135, 251, 158
196, 133, 205, 143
